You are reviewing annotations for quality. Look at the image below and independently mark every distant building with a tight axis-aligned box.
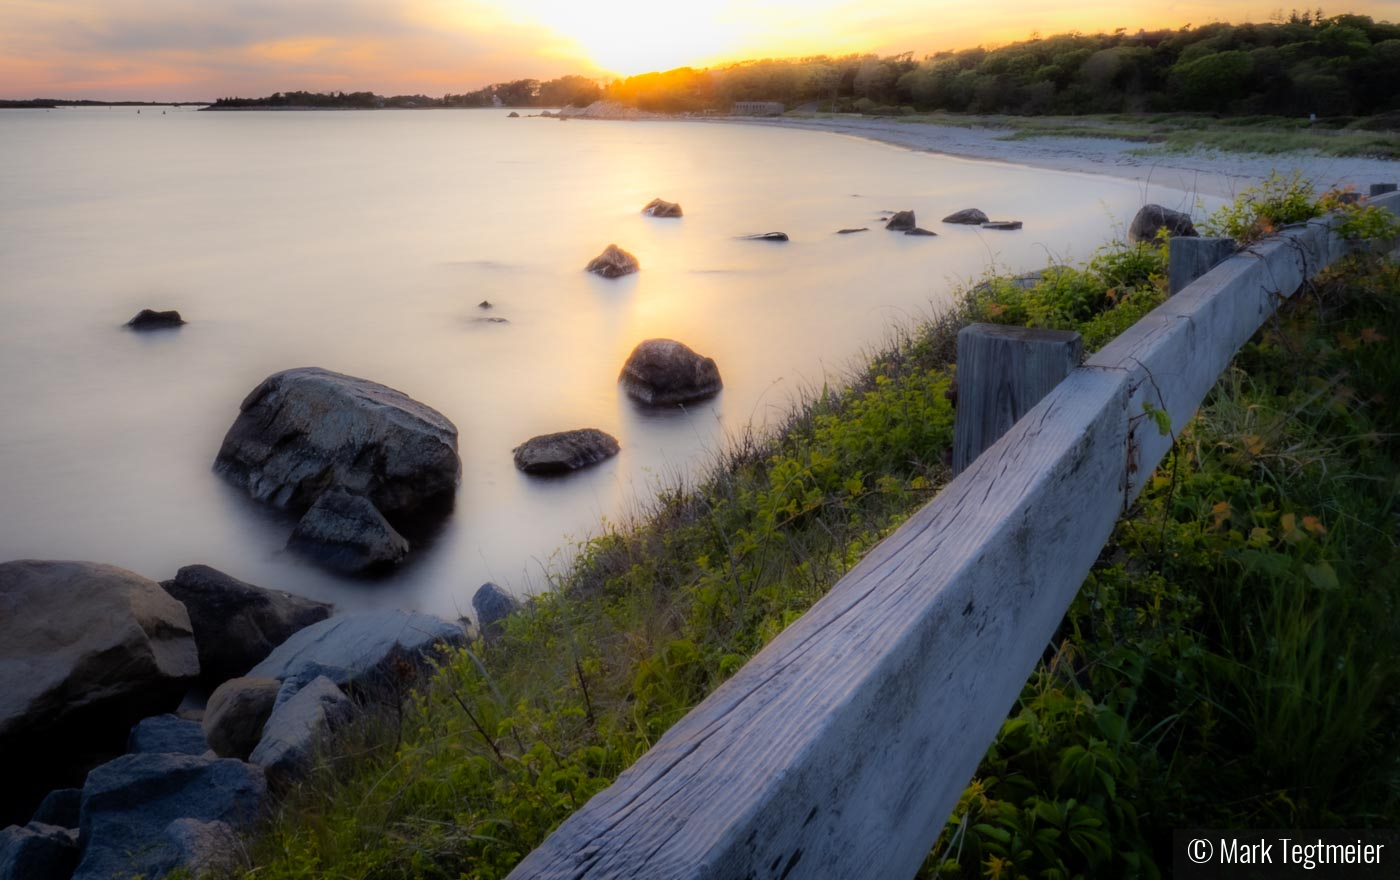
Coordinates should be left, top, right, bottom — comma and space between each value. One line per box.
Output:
731, 101, 785, 116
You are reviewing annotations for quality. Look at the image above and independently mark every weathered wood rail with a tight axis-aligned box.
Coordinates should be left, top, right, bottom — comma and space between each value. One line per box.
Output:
509, 191, 1400, 880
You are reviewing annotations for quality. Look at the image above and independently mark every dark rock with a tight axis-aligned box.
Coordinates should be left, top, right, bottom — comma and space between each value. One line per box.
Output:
472, 583, 521, 638
642, 198, 683, 218
125, 309, 185, 330
980, 220, 1023, 230
287, 487, 410, 575
585, 244, 640, 278
30, 790, 80, 829
247, 611, 466, 697
738, 232, 788, 241
203, 678, 280, 760
472, 316, 509, 324
0, 560, 198, 746
0, 822, 79, 880
74, 753, 264, 880
162, 818, 241, 876
885, 210, 916, 231
836, 227, 869, 234
160, 564, 332, 686
512, 429, 619, 474
904, 227, 938, 236
1128, 204, 1197, 243
941, 208, 989, 225
127, 714, 206, 756
213, 367, 460, 520
249, 676, 353, 786
478, 300, 493, 309
619, 339, 723, 406
507, 111, 519, 117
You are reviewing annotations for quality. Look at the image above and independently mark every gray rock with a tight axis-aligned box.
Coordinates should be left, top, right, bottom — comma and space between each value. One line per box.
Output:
247, 611, 466, 696
478, 299, 493, 309
585, 244, 640, 278
249, 676, 353, 785
213, 367, 460, 519
128, 714, 207, 756
162, 818, 242, 876
287, 487, 410, 574
30, 789, 80, 829
836, 227, 868, 234
980, 220, 1023, 230
512, 429, 620, 474
904, 227, 938, 236
74, 753, 264, 880
885, 210, 916, 231
507, 111, 519, 117
0, 822, 79, 880
1128, 204, 1197, 243
738, 231, 788, 241
619, 339, 723, 406
642, 198, 683, 218
160, 564, 333, 685
203, 677, 280, 760
942, 208, 989, 225
125, 309, 185, 330
0, 560, 198, 744
472, 583, 521, 638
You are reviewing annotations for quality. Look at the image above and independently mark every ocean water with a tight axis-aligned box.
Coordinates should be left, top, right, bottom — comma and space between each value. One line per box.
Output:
0, 106, 1215, 617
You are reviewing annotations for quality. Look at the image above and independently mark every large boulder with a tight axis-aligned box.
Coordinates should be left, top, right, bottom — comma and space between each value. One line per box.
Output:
585, 244, 640, 278
941, 208, 989, 225
74, 753, 264, 880
642, 198, 683, 218
247, 611, 466, 697
0, 561, 199, 779
1128, 204, 1197, 243
29, 790, 80, 829
472, 583, 521, 639
287, 487, 410, 574
512, 429, 620, 474
160, 564, 332, 685
203, 677, 280, 760
619, 339, 723, 406
885, 210, 916, 231
0, 822, 79, 880
213, 367, 460, 520
249, 676, 354, 785
127, 714, 207, 756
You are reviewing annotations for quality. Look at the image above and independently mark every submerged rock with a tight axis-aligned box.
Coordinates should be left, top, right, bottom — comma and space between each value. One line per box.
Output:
161, 565, 332, 686
472, 583, 521, 639
287, 487, 410, 575
980, 220, 1023, 230
738, 231, 789, 241
125, 309, 185, 330
214, 367, 460, 520
249, 676, 353, 786
619, 339, 723, 406
585, 244, 640, 278
507, 111, 519, 117
1128, 204, 1197, 243
127, 715, 207, 756
202, 677, 280, 760
642, 198, 683, 218
836, 227, 869, 234
941, 208, 989, 225
512, 429, 619, 474
885, 210, 916, 231
905, 227, 938, 236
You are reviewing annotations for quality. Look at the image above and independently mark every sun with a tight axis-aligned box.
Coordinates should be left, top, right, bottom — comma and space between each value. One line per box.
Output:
505, 0, 740, 74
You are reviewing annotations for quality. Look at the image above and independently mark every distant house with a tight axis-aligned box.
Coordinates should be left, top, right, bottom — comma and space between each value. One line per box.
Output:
731, 101, 785, 116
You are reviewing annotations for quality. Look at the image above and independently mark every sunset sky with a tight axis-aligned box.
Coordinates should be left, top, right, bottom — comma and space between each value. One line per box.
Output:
2, 0, 1396, 101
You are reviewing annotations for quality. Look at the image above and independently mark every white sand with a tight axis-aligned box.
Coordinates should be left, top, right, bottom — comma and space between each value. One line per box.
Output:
693, 115, 1400, 200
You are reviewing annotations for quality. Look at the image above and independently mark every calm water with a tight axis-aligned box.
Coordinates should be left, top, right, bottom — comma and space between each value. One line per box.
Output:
0, 107, 1215, 617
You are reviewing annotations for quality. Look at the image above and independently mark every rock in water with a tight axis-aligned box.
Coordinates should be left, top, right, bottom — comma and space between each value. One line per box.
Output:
885, 210, 916, 231
127, 715, 207, 756
73, 753, 265, 880
160, 565, 332, 686
512, 429, 620, 474
202, 677, 280, 760
904, 227, 938, 236
472, 583, 521, 639
619, 339, 723, 406
980, 220, 1023, 230
738, 231, 788, 241
836, 227, 869, 234
287, 487, 410, 574
247, 611, 466, 696
125, 309, 185, 330
585, 244, 640, 278
213, 367, 460, 519
507, 111, 519, 117
941, 208, 989, 225
0, 560, 198, 745
642, 198, 683, 218
1128, 204, 1197, 243
248, 676, 354, 785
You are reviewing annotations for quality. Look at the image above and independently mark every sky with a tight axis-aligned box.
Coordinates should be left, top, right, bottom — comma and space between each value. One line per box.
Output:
2, 0, 1397, 101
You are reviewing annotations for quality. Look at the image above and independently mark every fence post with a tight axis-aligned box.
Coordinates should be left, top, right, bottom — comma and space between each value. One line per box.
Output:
1169, 236, 1237, 294
951, 323, 1081, 474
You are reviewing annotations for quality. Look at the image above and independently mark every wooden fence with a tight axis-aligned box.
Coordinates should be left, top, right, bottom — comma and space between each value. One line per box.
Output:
509, 191, 1400, 880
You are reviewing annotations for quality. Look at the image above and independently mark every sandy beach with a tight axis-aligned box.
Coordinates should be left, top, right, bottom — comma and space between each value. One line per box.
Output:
698, 114, 1400, 201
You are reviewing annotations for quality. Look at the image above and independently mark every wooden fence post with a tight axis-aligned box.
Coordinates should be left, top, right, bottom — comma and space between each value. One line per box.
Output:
1169, 236, 1237, 294
951, 323, 1081, 474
